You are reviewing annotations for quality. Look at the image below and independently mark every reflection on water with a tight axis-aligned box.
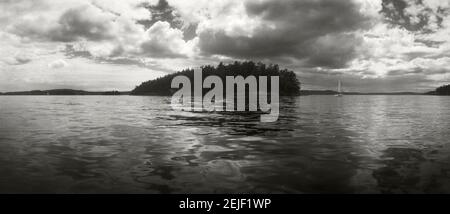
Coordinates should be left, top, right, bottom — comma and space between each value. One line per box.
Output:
0, 95, 450, 193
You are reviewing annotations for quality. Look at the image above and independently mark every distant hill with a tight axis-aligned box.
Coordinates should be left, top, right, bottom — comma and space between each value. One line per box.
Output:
300, 90, 424, 95
131, 61, 301, 96
426, 84, 450, 96
300, 90, 337, 95
0, 89, 425, 96
0, 89, 128, 95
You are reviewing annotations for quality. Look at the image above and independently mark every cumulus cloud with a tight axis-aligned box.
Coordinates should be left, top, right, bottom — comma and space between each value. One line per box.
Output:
0, 50, 34, 65
340, 0, 450, 80
195, 0, 373, 68
381, 0, 449, 32
49, 5, 117, 42
139, 21, 191, 58
12, 54, 33, 65
9, 3, 145, 44
4, 0, 375, 67
48, 59, 68, 69
1, 0, 450, 92
6, 0, 198, 61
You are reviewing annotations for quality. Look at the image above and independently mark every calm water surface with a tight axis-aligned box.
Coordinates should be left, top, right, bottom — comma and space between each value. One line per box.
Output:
0, 95, 449, 193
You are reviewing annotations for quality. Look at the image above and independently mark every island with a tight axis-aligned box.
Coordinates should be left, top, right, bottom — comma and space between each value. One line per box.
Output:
131, 61, 301, 96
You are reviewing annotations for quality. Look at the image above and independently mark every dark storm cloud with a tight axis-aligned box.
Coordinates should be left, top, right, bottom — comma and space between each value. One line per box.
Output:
140, 41, 186, 58
49, 6, 115, 42
11, 5, 115, 42
138, 0, 182, 29
198, 0, 371, 69
138, 0, 197, 41
381, 0, 447, 32
302, 33, 363, 68
381, 0, 427, 31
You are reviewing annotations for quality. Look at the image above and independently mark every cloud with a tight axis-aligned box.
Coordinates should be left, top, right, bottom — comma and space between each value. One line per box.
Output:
195, 0, 373, 68
48, 59, 68, 69
138, 0, 183, 29
345, 0, 450, 79
10, 3, 138, 43
139, 21, 191, 58
0, 52, 34, 65
1, 0, 450, 92
381, 0, 449, 32
48, 5, 117, 42
12, 54, 33, 65
6, 0, 197, 61
297, 66, 437, 92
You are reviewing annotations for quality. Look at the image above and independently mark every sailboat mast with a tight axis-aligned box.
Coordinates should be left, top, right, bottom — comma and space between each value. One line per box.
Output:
338, 80, 341, 93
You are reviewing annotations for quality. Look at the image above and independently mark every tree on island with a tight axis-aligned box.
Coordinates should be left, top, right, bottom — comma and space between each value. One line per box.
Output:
435, 84, 450, 95
131, 61, 301, 96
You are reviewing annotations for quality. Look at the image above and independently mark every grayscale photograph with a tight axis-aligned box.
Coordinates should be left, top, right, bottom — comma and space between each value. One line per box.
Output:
1, 0, 450, 197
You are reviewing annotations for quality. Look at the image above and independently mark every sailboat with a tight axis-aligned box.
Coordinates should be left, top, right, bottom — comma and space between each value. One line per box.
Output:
335, 80, 343, 97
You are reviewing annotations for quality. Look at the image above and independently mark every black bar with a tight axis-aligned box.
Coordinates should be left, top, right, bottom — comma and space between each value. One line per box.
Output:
1, 194, 449, 213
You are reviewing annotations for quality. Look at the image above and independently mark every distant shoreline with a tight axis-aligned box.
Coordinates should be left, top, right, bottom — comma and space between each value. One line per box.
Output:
299, 90, 425, 96
0, 89, 439, 96
0, 89, 130, 96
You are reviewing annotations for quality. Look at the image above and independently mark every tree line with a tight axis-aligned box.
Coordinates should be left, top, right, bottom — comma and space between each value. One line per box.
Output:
435, 84, 450, 95
131, 61, 301, 96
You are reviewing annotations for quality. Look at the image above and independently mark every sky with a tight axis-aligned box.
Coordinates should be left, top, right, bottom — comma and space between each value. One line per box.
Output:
1, 0, 450, 92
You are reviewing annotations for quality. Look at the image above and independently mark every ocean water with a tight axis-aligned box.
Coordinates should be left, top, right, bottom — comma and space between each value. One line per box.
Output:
0, 95, 449, 193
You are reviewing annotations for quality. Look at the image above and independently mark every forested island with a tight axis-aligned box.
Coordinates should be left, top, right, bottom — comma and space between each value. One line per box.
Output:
131, 61, 301, 96
426, 84, 450, 95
